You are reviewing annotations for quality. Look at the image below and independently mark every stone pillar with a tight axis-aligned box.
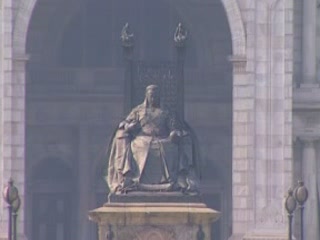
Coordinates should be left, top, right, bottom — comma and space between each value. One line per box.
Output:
301, 0, 318, 86
229, 54, 254, 240
299, 137, 320, 240
78, 125, 91, 240
237, 1, 291, 239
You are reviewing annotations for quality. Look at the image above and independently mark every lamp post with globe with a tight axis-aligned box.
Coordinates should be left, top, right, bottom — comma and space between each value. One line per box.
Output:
2, 178, 20, 240
293, 181, 309, 240
284, 188, 297, 240
12, 196, 21, 240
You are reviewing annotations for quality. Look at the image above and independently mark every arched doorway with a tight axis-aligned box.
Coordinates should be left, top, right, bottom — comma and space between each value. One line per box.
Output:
12, 0, 247, 239
30, 158, 75, 240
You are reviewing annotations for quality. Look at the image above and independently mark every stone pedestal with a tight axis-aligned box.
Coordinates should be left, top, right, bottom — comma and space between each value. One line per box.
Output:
242, 233, 287, 240
89, 202, 220, 240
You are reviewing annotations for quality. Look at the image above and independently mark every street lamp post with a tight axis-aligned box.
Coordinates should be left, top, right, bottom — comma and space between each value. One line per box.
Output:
285, 180, 309, 240
12, 197, 21, 240
293, 181, 309, 240
285, 188, 297, 240
2, 178, 20, 240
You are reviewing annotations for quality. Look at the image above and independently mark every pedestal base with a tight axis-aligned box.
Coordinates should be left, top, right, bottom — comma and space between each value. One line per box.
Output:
108, 191, 202, 203
89, 202, 220, 240
242, 232, 287, 240
0, 233, 28, 240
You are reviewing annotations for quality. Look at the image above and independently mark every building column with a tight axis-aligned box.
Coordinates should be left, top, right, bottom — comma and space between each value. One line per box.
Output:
299, 137, 320, 240
301, 0, 318, 86
229, 54, 253, 240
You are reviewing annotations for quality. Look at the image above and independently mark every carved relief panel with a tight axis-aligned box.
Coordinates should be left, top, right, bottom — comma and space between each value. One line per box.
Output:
102, 225, 197, 240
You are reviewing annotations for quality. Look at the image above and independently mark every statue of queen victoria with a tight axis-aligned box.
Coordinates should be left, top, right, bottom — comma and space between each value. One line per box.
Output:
107, 85, 200, 194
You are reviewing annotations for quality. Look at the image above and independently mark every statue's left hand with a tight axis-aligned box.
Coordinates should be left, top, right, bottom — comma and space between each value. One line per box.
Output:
125, 120, 140, 132
169, 131, 181, 143
119, 121, 126, 129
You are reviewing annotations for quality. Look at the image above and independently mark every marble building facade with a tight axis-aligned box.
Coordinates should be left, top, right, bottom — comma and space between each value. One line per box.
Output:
0, 0, 318, 239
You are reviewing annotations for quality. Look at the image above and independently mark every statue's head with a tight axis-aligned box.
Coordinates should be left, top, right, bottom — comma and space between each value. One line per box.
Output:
145, 85, 160, 107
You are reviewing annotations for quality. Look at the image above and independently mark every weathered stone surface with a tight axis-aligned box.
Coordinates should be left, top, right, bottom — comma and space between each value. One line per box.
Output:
89, 203, 220, 240
108, 192, 202, 203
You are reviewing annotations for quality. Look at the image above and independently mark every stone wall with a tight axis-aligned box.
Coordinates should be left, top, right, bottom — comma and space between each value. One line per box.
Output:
293, 0, 303, 87
231, 0, 293, 239
0, 0, 26, 235
0, 0, 299, 240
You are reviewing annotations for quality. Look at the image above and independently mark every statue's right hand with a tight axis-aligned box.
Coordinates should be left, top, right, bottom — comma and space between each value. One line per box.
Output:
125, 121, 139, 132
119, 121, 126, 129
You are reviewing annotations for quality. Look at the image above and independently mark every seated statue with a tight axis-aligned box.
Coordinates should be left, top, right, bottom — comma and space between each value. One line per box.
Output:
107, 85, 199, 194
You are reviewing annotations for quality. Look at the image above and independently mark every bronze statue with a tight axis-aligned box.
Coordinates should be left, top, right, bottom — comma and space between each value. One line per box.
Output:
174, 23, 188, 47
120, 22, 134, 47
107, 85, 199, 194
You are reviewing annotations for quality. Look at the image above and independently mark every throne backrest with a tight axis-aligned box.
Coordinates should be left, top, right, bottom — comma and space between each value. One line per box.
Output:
127, 60, 184, 120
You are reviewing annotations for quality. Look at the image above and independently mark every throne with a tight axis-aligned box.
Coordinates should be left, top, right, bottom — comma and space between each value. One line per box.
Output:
88, 24, 220, 240
120, 22, 186, 120
104, 26, 203, 203
123, 49, 186, 122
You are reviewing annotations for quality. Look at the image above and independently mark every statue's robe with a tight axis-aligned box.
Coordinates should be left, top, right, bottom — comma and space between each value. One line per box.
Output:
107, 104, 193, 193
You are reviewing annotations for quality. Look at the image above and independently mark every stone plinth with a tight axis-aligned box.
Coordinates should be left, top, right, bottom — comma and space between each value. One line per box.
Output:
88, 202, 220, 240
242, 233, 287, 240
108, 191, 202, 203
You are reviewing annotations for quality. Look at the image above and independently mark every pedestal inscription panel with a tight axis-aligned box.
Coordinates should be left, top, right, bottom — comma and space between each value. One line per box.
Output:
89, 203, 220, 240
